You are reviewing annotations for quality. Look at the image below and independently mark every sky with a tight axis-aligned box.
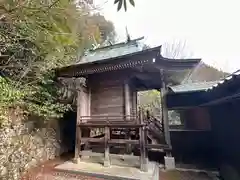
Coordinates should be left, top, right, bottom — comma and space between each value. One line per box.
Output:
95, 0, 240, 73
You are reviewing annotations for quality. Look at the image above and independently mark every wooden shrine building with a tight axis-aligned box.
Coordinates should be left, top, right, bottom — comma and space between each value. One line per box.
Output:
56, 37, 201, 171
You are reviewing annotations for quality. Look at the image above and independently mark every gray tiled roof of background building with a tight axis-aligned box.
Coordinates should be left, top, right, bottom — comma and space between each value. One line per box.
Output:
206, 69, 240, 91
169, 81, 219, 93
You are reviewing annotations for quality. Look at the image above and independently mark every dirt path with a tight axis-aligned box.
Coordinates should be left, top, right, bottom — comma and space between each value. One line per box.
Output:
21, 154, 103, 180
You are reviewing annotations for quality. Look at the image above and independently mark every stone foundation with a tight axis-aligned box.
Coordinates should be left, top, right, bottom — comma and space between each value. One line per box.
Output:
164, 156, 176, 170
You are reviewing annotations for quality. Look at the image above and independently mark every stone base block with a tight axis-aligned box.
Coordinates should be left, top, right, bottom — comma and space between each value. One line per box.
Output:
72, 157, 81, 164
81, 150, 92, 160
103, 160, 110, 167
164, 156, 175, 170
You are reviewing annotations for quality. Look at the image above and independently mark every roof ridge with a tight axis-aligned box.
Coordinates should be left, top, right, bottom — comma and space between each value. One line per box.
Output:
88, 36, 144, 52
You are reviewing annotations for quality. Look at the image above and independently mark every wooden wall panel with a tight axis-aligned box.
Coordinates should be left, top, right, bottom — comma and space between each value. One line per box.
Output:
89, 71, 130, 117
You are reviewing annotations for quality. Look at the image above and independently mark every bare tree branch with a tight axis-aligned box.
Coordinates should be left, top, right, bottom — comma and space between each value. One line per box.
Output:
162, 39, 194, 59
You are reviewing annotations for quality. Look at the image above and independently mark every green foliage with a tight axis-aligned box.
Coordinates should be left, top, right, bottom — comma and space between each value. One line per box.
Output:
114, 0, 135, 11
138, 90, 161, 115
138, 90, 181, 125
0, 77, 25, 106
0, 0, 116, 122
0, 77, 25, 122
23, 71, 72, 119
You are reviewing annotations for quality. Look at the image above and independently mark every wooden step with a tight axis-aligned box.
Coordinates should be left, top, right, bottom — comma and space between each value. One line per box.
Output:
81, 138, 169, 150
146, 144, 170, 150
79, 123, 145, 128
108, 139, 139, 145
81, 137, 105, 143
80, 151, 140, 160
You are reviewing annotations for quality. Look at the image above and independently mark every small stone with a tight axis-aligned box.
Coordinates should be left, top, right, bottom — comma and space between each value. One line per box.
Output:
0, 166, 7, 176
24, 163, 29, 169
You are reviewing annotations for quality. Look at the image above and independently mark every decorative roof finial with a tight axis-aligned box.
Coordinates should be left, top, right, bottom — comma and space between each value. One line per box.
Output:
108, 40, 113, 46
125, 26, 131, 42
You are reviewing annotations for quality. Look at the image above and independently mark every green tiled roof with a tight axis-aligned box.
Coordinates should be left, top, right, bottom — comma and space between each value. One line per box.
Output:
56, 36, 201, 79
169, 81, 219, 93
76, 37, 146, 65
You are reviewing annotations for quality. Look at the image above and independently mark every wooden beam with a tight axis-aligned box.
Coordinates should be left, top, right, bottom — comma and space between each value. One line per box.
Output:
88, 86, 91, 116
80, 151, 141, 159
104, 126, 110, 167
125, 129, 132, 154
78, 123, 144, 128
58, 52, 156, 77
108, 139, 139, 144
145, 127, 149, 164
160, 69, 171, 148
124, 81, 132, 154
132, 89, 137, 117
124, 81, 131, 120
139, 110, 148, 172
73, 87, 83, 163
81, 137, 105, 143
146, 144, 171, 150
80, 116, 137, 123
73, 126, 81, 163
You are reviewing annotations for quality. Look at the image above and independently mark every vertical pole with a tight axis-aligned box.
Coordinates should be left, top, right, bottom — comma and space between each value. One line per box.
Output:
160, 69, 171, 148
104, 126, 110, 167
145, 126, 149, 165
74, 127, 82, 163
160, 70, 176, 170
73, 88, 82, 163
124, 81, 132, 154
88, 86, 91, 117
124, 81, 131, 120
139, 109, 148, 172
132, 88, 137, 118
83, 128, 91, 159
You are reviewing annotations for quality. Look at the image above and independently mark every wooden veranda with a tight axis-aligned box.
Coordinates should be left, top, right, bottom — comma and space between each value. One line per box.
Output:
56, 37, 200, 171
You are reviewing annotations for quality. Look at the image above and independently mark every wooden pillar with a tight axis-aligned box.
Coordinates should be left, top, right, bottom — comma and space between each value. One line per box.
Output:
88, 86, 91, 117
160, 69, 171, 148
139, 109, 148, 172
132, 89, 137, 118
124, 81, 132, 154
145, 126, 149, 165
73, 88, 83, 163
104, 126, 110, 167
83, 128, 91, 159
124, 81, 131, 119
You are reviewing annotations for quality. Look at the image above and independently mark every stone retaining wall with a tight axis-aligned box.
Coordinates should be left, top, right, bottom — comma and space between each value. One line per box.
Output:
0, 109, 67, 180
